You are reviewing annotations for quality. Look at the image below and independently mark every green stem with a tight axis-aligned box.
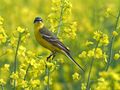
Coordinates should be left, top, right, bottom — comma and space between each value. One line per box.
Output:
105, 9, 120, 71
1, 85, 4, 90
46, 66, 50, 90
24, 64, 30, 80
86, 41, 99, 90
13, 33, 21, 90
57, 0, 64, 36
46, 0, 64, 90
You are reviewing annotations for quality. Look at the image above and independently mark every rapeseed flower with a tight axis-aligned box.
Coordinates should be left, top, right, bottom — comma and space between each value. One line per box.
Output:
17, 26, 25, 33
10, 72, 19, 80
29, 79, 40, 88
0, 79, 6, 85
114, 53, 120, 60
79, 51, 87, 58
87, 50, 94, 58
112, 31, 118, 36
72, 72, 80, 80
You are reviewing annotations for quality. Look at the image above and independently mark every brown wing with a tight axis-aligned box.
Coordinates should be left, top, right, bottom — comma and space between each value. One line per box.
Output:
39, 27, 70, 53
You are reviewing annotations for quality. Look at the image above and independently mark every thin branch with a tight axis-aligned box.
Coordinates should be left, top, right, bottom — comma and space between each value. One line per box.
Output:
57, 0, 64, 36
24, 64, 30, 80
86, 40, 99, 90
1, 85, 4, 90
105, 9, 120, 71
13, 33, 21, 90
46, 66, 50, 90
45, 1, 64, 90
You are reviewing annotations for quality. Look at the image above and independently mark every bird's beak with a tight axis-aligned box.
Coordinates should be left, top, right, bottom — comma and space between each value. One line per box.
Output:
33, 19, 37, 24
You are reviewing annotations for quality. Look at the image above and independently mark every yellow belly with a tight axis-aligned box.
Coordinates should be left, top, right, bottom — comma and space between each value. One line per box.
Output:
34, 29, 61, 52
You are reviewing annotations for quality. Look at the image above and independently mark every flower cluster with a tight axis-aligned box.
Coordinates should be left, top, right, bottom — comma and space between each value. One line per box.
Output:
47, 0, 77, 39
93, 31, 109, 46
0, 64, 10, 86
98, 69, 120, 90
0, 17, 7, 44
79, 48, 107, 61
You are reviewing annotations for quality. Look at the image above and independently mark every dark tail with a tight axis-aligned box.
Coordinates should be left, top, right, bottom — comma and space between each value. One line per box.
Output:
63, 51, 85, 72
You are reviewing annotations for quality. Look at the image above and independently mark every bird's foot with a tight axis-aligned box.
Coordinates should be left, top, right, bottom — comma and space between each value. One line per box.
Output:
47, 51, 56, 61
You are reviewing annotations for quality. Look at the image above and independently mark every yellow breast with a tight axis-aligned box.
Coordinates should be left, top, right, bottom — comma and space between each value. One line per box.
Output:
34, 26, 61, 52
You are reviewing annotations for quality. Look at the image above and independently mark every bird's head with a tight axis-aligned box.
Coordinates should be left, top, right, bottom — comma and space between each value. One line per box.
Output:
34, 17, 44, 29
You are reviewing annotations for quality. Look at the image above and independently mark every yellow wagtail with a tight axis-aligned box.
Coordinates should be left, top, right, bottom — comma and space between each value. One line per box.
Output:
34, 17, 84, 72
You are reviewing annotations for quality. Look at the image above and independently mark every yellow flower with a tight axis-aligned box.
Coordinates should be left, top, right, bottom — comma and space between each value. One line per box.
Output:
72, 72, 80, 80
110, 72, 120, 81
93, 31, 102, 41
0, 27, 7, 43
0, 79, 6, 85
93, 31, 109, 46
18, 45, 26, 57
10, 72, 19, 80
96, 77, 110, 90
48, 0, 76, 39
4, 64, 10, 71
46, 62, 55, 71
85, 40, 93, 46
112, 31, 118, 36
18, 80, 28, 88
87, 50, 94, 57
99, 71, 108, 78
17, 26, 25, 33
106, 8, 111, 13
105, 7, 112, 18
26, 50, 35, 58
79, 51, 87, 58
30, 59, 36, 66
44, 76, 48, 85
100, 34, 109, 46
95, 48, 103, 59
98, 77, 105, 82
114, 53, 120, 60
19, 69, 26, 78
29, 79, 40, 88
81, 83, 86, 90
1, 64, 10, 71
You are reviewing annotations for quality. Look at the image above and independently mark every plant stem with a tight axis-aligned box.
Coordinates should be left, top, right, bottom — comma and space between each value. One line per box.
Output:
46, 66, 50, 90
1, 85, 4, 90
45, 1, 64, 89
105, 9, 120, 71
13, 33, 21, 90
86, 41, 99, 90
46, 1, 64, 90
57, 0, 64, 36
24, 64, 30, 80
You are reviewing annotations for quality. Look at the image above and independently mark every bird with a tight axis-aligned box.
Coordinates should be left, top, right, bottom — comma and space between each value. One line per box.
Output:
33, 17, 84, 72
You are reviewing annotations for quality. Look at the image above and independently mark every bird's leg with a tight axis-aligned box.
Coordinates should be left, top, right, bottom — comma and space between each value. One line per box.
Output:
47, 51, 56, 61
52, 52, 56, 60
47, 53, 53, 61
